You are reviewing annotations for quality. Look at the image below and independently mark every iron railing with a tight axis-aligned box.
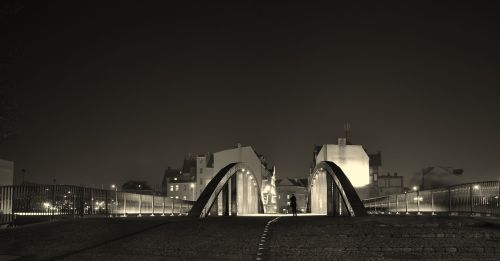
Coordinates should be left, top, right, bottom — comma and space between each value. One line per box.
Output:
362, 181, 500, 216
0, 184, 194, 226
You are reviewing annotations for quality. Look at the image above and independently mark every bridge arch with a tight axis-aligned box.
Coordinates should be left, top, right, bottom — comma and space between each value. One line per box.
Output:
188, 163, 263, 218
308, 161, 367, 216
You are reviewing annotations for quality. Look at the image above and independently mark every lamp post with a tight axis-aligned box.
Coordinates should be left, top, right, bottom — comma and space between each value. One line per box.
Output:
190, 183, 195, 201
413, 186, 421, 215
111, 184, 118, 216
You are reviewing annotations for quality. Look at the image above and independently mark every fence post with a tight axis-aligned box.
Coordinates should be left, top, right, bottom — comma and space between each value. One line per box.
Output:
396, 195, 399, 214
448, 187, 451, 214
138, 194, 142, 217
405, 192, 408, 214
469, 184, 473, 215
105, 190, 109, 217
150, 194, 155, 217
52, 184, 55, 218
171, 199, 174, 216
431, 190, 435, 215
162, 196, 165, 216
416, 190, 421, 215
497, 181, 500, 209
387, 196, 391, 214
122, 193, 127, 217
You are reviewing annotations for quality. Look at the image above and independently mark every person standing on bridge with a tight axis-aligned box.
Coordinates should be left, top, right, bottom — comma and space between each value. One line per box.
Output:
290, 194, 297, 216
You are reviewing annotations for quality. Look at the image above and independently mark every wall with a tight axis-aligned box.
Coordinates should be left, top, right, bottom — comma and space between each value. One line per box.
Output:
0, 159, 14, 186
315, 144, 369, 198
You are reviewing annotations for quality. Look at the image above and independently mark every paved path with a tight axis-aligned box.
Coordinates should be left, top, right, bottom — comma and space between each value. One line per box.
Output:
0, 215, 499, 260
269, 216, 500, 260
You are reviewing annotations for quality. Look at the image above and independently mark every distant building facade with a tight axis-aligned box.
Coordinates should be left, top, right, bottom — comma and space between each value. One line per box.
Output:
162, 154, 206, 201
376, 172, 404, 196
0, 159, 13, 186
312, 138, 370, 199
161, 145, 277, 213
211, 145, 276, 214
276, 178, 308, 214
261, 167, 278, 213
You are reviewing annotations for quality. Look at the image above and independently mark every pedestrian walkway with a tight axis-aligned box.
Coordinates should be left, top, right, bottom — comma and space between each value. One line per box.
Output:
269, 216, 500, 260
0, 215, 499, 260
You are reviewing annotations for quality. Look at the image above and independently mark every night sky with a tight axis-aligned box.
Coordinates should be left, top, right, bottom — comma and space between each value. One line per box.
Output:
1, 1, 499, 187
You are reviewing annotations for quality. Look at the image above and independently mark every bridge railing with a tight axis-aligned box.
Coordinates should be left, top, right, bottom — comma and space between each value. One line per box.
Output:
362, 181, 500, 216
0, 184, 194, 226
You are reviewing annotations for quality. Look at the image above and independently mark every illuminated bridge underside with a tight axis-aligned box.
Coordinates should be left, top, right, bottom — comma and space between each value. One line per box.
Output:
188, 163, 263, 218
308, 161, 367, 216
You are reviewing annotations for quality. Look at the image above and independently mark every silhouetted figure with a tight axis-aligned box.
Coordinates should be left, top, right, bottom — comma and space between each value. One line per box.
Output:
290, 194, 297, 216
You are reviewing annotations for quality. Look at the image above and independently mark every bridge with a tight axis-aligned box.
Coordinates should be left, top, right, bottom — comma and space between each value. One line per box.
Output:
2, 161, 500, 260
188, 161, 367, 218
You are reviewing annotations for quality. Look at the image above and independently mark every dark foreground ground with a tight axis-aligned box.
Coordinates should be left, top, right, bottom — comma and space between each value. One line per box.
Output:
0, 215, 499, 260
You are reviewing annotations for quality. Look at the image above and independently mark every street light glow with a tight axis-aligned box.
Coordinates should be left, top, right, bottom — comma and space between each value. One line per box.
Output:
412, 186, 418, 191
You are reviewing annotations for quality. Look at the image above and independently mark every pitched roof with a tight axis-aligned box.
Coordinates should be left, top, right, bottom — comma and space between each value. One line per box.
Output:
276, 178, 308, 187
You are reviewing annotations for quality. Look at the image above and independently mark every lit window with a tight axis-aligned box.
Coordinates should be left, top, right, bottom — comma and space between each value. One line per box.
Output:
170, 185, 174, 192
287, 194, 290, 199
174, 177, 177, 181
175, 196, 179, 199
183, 196, 187, 200
175, 185, 179, 191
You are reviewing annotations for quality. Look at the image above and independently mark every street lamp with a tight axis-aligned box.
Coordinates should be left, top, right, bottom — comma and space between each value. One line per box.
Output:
190, 183, 195, 201
412, 186, 421, 215
111, 184, 118, 216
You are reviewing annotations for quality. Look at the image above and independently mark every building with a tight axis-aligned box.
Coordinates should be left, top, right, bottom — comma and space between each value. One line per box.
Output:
0, 159, 13, 186
195, 154, 214, 199
261, 167, 278, 213
167, 180, 196, 200
161, 145, 277, 212
211, 144, 275, 214
376, 172, 404, 196
368, 152, 383, 197
162, 154, 204, 201
276, 178, 308, 214
313, 138, 370, 199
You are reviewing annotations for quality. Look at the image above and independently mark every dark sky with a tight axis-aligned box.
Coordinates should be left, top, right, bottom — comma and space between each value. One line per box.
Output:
1, 1, 499, 187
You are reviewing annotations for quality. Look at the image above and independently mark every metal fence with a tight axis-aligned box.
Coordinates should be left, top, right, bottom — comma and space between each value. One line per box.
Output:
0, 184, 194, 226
362, 181, 500, 216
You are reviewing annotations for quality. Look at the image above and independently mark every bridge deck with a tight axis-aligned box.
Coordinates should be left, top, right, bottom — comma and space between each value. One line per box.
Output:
0, 216, 499, 260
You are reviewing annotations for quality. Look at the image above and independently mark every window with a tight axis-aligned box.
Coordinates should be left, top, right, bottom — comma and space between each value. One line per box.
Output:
200, 178, 203, 185
173, 177, 177, 181
183, 185, 186, 191
175, 185, 179, 191
170, 185, 174, 192
183, 196, 187, 200
175, 196, 179, 199
287, 194, 290, 199
200, 168, 203, 174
